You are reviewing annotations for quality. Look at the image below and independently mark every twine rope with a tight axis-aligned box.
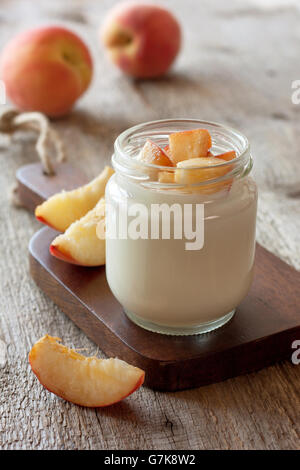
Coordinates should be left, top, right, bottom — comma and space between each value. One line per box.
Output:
0, 107, 66, 174
0, 107, 66, 206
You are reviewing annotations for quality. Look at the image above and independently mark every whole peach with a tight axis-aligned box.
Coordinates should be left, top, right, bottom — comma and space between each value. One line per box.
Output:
100, 2, 181, 79
0, 26, 93, 117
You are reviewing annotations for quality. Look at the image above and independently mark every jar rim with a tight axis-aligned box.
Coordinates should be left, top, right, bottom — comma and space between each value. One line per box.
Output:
114, 118, 250, 172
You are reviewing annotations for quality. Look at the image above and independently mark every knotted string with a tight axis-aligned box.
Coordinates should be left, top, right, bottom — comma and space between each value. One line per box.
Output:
0, 107, 66, 206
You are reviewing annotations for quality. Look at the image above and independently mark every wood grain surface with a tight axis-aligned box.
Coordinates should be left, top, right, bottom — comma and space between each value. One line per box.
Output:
28, 226, 300, 391
0, 0, 299, 450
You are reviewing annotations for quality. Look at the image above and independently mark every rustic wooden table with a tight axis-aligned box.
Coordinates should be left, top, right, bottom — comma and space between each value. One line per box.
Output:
0, 0, 299, 450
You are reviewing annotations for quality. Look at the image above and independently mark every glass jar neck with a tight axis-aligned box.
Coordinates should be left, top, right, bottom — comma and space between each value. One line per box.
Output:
112, 119, 252, 189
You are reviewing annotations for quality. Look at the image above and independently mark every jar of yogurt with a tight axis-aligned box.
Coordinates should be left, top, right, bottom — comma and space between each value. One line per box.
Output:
105, 119, 257, 335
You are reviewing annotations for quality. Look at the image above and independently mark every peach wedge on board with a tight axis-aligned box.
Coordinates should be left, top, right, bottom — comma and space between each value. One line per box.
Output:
50, 198, 106, 266
35, 166, 114, 232
29, 335, 145, 407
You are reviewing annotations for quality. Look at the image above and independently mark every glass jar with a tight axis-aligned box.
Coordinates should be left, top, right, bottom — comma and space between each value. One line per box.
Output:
105, 119, 257, 335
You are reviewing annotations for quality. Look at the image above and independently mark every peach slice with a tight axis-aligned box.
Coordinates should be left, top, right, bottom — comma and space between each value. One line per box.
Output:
169, 129, 212, 164
50, 198, 106, 266
29, 335, 145, 407
163, 144, 171, 157
215, 150, 236, 161
139, 140, 173, 166
158, 170, 175, 183
35, 166, 114, 232
175, 157, 232, 193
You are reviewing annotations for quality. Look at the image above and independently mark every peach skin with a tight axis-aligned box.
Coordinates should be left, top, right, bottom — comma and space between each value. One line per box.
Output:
35, 166, 114, 232
100, 2, 181, 78
29, 335, 145, 407
0, 26, 93, 117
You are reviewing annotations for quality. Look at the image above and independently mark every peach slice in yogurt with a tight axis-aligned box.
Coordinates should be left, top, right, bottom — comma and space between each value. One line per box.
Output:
158, 170, 175, 184
175, 157, 233, 193
139, 139, 173, 166
215, 150, 236, 161
169, 128, 212, 164
163, 144, 171, 157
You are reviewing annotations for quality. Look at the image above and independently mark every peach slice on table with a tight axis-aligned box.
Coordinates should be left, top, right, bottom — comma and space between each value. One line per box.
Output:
50, 198, 106, 266
139, 140, 173, 166
29, 335, 145, 407
169, 128, 212, 164
35, 166, 114, 232
175, 157, 232, 193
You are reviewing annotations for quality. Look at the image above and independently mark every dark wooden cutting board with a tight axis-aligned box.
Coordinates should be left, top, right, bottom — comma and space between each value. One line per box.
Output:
19, 163, 300, 391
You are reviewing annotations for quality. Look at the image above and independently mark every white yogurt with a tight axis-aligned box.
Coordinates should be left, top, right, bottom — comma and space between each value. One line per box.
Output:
105, 174, 257, 334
